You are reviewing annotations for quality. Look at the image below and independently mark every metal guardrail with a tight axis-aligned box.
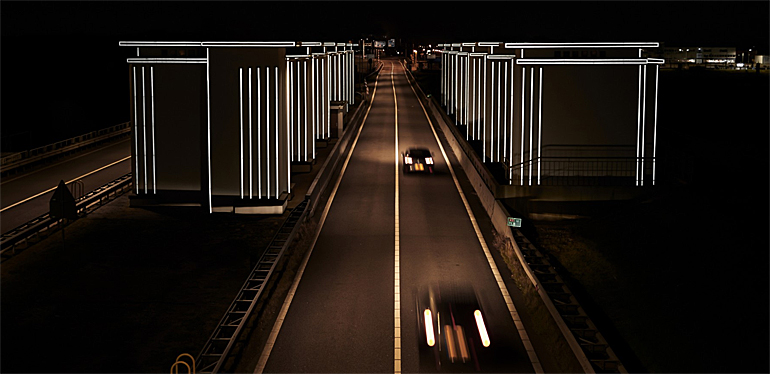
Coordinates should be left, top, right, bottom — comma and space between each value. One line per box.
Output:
0, 173, 133, 260
507, 157, 651, 186
1, 122, 131, 175
510, 230, 626, 373
196, 198, 309, 374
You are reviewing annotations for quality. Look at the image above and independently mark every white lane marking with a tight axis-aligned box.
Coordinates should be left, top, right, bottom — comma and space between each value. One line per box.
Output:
392, 62, 402, 374
402, 63, 545, 373
0, 138, 131, 186
253, 63, 383, 374
1, 155, 131, 213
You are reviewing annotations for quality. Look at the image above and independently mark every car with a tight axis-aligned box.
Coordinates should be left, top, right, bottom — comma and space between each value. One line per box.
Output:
416, 282, 490, 371
402, 148, 435, 174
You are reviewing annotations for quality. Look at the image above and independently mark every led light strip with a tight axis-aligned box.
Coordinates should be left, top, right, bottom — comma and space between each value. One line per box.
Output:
509, 61, 514, 183
206, 48, 212, 212
126, 58, 207, 64
517, 58, 654, 65
240, 68, 244, 198
142, 67, 148, 194
289, 61, 294, 162
253, 64, 382, 374
641, 66, 647, 186
505, 42, 659, 48
275, 67, 279, 198
538, 67, 543, 185
132, 67, 139, 193
151, 67, 156, 193
652, 65, 659, 185
529, 67, 534, 186
257, 67, 262, 198
520, 67, 525, 185
636, 65, 641, 186
403, 66, 544, 373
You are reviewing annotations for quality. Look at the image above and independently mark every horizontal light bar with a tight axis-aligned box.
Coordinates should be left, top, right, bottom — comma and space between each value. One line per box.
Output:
517, 58, 656, 65
126, 58, 207, 64
469, 53, 487, 57
324, 42, 337, 46
647, 58, 666, 64
298, 42, 322, 46
337, 42, 346, 46
505, 42, 659, 48
119, 41, 202, 47
286, 54, 311, 58
451, 43, 461, 47
445, 51, 458, 55
462, 42, 477, 47
312, 52, 327, 56
200, 41, 295, 47
456, 52, 469, 56
477, 42, 502, 46
487, 54, 517, 59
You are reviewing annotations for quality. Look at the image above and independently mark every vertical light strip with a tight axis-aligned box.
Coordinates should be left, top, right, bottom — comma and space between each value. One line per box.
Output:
289, 61, 294, 162
132, 66, 139, 194
483, 55, 487, 161
150, 67, 156, 194
529, 67, 534, 186
314, 59, 319, 139
497, 61, 502, 162
142, 66, 148, 194
240, 68, 244, 198
303, 61, 308, 161
311, 60, 316, 160
267, 66, 271, 199
640, 66, 647, 186
325, 58, 329, 138
249, 68, 254, 198
538, 67, 543, 185
635, 65, 642, 186
206, 48, 212, 213
521, 67, 526, 185
652, 65, 659, 185
257, 67, 262, 198
299, 62, 304, 162
286, 62, 291, 195
510, 61, 515, 184
477, 59, 481, 140
491, 61, 495, 161
391, 62, 401, 374
503, 61, 507, 161
275, 67, 279, 199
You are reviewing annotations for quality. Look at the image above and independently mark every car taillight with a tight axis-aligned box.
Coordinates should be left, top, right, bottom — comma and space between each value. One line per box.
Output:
424, 309, 435, 346
425, 157, 434, 165
474, 310, 490, 347
405, 156, 413, 165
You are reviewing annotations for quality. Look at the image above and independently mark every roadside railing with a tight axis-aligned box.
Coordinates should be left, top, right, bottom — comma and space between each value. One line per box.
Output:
1, 122, 131, 176
506, 156, 653, 186
0, 173, 133, 260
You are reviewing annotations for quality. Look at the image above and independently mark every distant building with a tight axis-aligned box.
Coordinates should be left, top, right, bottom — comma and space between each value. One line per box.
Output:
654, 46, 737, 69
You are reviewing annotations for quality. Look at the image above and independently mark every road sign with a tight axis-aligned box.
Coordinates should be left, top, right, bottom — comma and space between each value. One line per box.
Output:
50, 180, 77, 220
507, 217, 521, 227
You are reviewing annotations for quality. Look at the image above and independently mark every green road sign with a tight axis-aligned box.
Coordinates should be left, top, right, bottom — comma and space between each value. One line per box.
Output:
507, 217, 521, 227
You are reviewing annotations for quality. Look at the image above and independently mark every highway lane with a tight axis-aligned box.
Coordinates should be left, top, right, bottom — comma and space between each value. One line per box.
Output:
258, 59, 539, 373
1, 139, 131, 234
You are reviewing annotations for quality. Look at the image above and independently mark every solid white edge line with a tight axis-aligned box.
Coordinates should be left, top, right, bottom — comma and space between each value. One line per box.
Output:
253, 65, 382, 374
402, 62, 544, 374
392, 62, 402, 374
1, 156, 132, 213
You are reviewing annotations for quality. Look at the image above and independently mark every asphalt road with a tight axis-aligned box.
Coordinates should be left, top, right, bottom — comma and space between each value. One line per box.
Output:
259, 60, 537, 373
1, 139, 131, 234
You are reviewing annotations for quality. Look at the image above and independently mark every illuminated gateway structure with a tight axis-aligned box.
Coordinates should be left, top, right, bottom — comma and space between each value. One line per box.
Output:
119, 41, 356, 214
438, 42, 663, 194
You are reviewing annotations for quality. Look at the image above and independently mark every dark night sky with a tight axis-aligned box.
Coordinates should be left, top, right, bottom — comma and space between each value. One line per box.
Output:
1, 1, 768, 148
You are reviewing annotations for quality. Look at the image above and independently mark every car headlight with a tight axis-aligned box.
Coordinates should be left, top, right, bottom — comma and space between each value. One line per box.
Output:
474, 310, 490, 347
425, 157, 434, 165
424, 309, 435, 346
405, 156, 413, 165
